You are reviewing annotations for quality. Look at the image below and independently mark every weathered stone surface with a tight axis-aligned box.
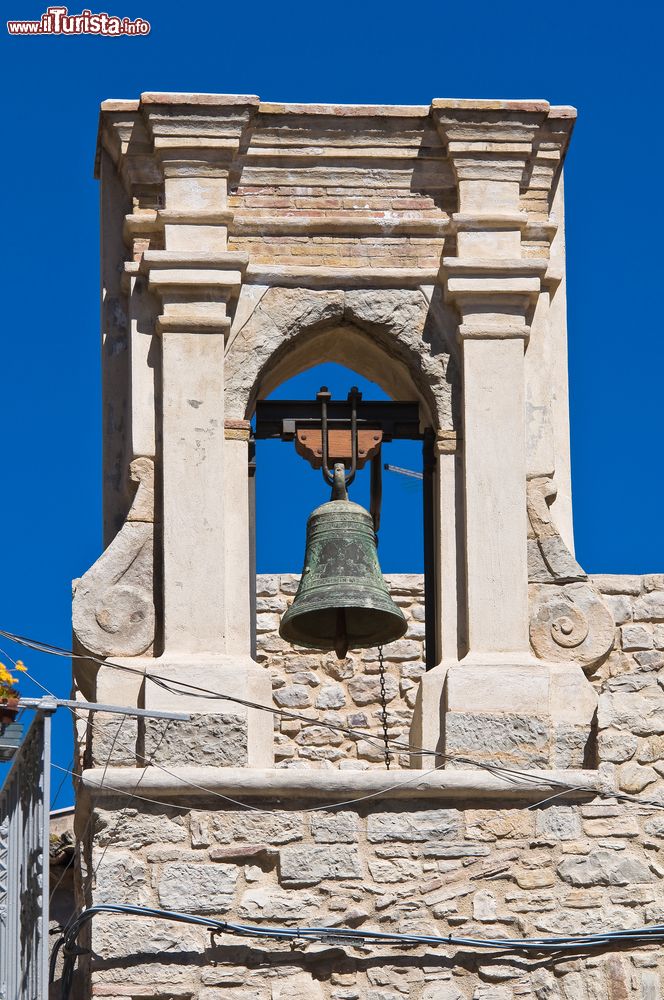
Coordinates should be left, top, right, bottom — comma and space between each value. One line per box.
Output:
315, 683, 347, 709
597, 728, 638, 763
529, 582, 615, 670
273, 684, 312, 708
583, 815, 640, 837
598, 691, 664, 735
622, 625, 654, 651
310, 811, 359, 843
367, 809, 460, 842
211, 811, 304, 845
473, 889, 497, 921
368, 858, 422, 882
445, 712, 549, 767
158, 863, 238, 913
557, 850, 654, 886
603, 595, 634, 625
466, 809, 535, 840
618, 761, 659, 793
91, 914, 207, 960
93, 851, 150, 905
95, 803, 187, 848
237, 888, 319, 920
535, 806, 582, 840
144, 714, 248, 766
634, 593, 664, 622
279, 845, 362, 884
348, 674, 398, 706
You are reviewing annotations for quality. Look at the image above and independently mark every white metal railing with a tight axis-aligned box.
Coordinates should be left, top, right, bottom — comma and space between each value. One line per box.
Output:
0, 708, 52, 1000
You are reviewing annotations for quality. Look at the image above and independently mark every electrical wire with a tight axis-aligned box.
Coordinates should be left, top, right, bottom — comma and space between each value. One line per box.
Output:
3, 626, 664, 812
54, 902, 664, 999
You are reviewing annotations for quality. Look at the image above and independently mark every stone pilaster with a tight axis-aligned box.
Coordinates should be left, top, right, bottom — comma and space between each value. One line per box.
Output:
414, 101, 596, 768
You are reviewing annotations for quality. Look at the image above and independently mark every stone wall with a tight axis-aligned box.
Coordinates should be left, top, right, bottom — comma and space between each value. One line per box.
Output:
256, 574, 425, 768
75, 573, 664, 1000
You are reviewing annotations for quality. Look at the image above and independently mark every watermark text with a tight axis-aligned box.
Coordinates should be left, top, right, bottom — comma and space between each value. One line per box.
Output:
7, 6, 150, 34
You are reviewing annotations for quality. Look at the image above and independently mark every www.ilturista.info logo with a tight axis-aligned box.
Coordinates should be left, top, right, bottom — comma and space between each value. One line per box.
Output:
7, 5, 150, 34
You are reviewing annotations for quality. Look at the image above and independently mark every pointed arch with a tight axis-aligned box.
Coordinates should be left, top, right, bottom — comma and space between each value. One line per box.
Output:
225, 286, 459, 427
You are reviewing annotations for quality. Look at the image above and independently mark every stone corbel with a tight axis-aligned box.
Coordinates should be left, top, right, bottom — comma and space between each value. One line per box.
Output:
527, 477, 615, 673
73, 457, 155, 658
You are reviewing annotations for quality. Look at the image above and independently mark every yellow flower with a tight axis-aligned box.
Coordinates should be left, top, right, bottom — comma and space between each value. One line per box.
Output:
14, 660, 27, 673
0, 664, 15, 684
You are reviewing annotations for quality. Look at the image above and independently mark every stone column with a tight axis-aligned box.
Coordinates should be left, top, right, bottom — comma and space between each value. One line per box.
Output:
133, 95, 272, 764
434, 100, 549, 657
419, 101, 597, 768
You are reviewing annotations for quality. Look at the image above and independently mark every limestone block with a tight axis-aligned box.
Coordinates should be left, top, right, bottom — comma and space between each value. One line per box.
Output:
597, 691, 664, 736
557, 850, 653, 886
367, 809, 460, 842
310, 811, 359, 843
273, 684, 312, 708
158, 862, 238, 913
348, 674, 398, 706
591, 575, 643, 596
618, 761, 658, 793
278, 845, 362, 884
637, 735, 664, 763
634, 593, 664, 622
237, 888, 319, 920
622, 625, 654, 651
644, 816, 664, 837
583, 816, 640, 838
597, 729, 638, 764
315, 683, 346, 709
88, 711, 138, 767
256, 575, 280, 596
604, 595, 633, 626
637, 650, 664, 671
445, 712, 549, 768
473, 890, 497, 921
552, 724, 590, 768
445, 663, 548, 715
90, 914, 207, 960
211, 811, 304, 845
94, 807, 187, 848
465, 810, 535, 841
144, 713, 248, 766
271, 974, 326, 1000
368, 858, 422, 882
535, 806, 582, 840
92, 851, 150, 905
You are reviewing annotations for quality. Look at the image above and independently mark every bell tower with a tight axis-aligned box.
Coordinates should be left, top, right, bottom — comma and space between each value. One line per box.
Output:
66, 94, 623, 1000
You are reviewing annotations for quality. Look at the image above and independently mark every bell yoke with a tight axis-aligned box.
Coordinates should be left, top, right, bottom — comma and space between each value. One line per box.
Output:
279, 387, 407, 659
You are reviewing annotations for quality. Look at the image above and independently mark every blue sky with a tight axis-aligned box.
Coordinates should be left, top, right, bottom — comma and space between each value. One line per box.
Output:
1, 0, 662, 799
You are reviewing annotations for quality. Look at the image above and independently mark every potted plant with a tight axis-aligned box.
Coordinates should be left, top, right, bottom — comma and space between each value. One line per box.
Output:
0, 660, 26, 723
0, 660, 27, 761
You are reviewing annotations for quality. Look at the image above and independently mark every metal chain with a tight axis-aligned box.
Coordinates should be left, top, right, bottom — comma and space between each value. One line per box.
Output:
377, 645, 392, 770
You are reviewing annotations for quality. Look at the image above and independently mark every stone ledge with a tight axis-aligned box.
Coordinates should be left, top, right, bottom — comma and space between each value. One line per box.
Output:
81, 766, 609, 804
245, 263, 440, 287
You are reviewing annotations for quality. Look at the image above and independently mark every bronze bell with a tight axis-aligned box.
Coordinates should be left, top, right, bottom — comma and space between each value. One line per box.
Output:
280, 467, 407, 658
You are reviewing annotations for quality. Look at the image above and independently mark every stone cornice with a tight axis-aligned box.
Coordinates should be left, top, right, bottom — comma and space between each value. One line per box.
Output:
139, 251, 248, 336
81, 764, 609, 805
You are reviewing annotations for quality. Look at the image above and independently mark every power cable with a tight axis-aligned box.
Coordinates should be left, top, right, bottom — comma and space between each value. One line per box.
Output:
54, 902, 664, 1000
3, 626, 663, 812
